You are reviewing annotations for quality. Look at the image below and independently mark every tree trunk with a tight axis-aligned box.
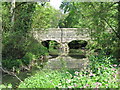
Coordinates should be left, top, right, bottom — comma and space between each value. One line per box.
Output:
11, 0, 15, 26
118, 1, 120, 40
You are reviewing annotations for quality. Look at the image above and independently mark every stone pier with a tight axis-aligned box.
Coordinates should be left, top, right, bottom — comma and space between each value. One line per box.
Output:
60, 43, 69, 56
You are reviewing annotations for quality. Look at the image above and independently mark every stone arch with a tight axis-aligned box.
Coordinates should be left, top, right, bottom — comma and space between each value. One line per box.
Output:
41, 40, 60, 49
68, 40, 88, 49
41, 40, 62, 57
41, 40, 50, 49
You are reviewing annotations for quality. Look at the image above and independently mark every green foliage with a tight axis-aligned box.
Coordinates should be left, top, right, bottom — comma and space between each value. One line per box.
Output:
19, 70, 62, 88
87, 31, 119, 57
18, 55, 120, 88
32, 3, 61, 29
26, 37, 49, 56
2, 2, 120, 88
2, 33, 49, 69
88, 32, 117, 49
60, 2, 119, 52
92, 32, 117, 48
60, 2, 118, 29
112, 47, 120, 58
2, 59, 23, 69
69, 49, 84, 55
22, 52, 36, 65
2, 32, 27, 60
88, 55, 119, 73
2, 2, 37, 60
48, 41, 60, 55
14, 2, 36, 33
2, 2, 51, 70
0, 84, 12, 89
2, 2, 12, 31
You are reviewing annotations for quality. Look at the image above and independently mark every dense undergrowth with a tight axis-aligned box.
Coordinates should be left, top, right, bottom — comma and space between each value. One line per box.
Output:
2, 32, 49, 70
18, 55, 120, 88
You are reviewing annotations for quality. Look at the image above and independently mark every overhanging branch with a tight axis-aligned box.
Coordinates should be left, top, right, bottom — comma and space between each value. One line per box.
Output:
91, 3, 120, 40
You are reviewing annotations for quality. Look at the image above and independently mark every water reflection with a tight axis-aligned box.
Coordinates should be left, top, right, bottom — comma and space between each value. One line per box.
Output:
48, 55, 58, 59
68, 55, 86, 59
44, 55, 89, 70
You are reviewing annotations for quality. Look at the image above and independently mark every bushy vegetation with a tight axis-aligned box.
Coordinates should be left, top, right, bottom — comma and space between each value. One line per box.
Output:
18, 55, 120, 88
2, 2, 58, 70
2, 32, 49, 70
59, 1, 120, 59
1, 1, 120, 89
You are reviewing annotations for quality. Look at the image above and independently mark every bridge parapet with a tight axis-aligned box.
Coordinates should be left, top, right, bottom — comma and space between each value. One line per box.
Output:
32, 28, 90, 43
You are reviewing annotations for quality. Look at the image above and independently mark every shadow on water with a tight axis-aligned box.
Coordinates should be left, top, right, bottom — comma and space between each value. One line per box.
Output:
69, 55, 86, 59
48, 55, 59, 59
68, 48, 86, 59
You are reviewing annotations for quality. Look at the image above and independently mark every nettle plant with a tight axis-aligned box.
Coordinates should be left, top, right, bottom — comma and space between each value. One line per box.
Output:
19, 55, 119, 88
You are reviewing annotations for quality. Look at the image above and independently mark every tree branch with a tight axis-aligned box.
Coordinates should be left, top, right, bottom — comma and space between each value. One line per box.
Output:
1, 67, 23, 82
90, 3, 120, 40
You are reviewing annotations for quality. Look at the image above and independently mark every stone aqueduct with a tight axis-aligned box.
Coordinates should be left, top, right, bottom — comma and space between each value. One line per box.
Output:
32, 28, 91, 55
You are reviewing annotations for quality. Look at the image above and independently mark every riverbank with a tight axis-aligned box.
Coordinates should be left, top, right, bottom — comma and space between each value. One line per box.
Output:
1, 54, 119, 88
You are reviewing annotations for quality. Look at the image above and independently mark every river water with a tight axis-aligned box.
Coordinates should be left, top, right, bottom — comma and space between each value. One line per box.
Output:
2, 49, 89, 88
44, 55, 89, 70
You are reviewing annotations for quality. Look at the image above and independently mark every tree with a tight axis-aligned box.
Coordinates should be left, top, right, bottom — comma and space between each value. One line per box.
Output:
32, 3, 62, 29
60, 1, 120, 55
117, 1, 120, 39
2, 2, 61, 70
2, 2, 37, 60
10, 0, 15, 26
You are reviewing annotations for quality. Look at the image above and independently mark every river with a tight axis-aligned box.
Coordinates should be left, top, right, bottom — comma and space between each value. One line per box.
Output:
2, 49, 89, 88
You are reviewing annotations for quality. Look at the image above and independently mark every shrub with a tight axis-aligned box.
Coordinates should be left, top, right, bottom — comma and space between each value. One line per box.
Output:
2, 32, 49, 70
21, 52, 36, 65
2, 32, 27, 60
2, 59, 23, 69
19, 70, 63, 88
